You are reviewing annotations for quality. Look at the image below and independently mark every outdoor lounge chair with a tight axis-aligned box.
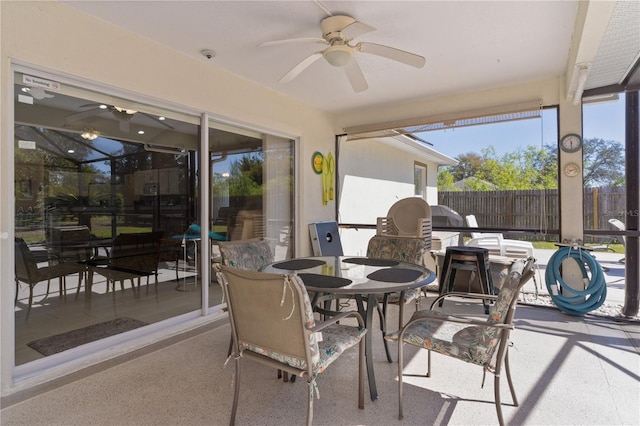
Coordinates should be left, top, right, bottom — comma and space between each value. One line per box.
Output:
465, 214, 534, 258
217, 266, 366, 425
387, 257, 535, 426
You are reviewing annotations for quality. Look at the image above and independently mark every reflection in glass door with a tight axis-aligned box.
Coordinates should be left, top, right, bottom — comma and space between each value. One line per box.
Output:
207, 123, 294, 308
13, 70, 201, 365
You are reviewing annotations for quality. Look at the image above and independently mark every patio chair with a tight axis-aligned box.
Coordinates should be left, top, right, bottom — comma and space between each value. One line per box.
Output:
217, 266, 366, 426
465, 214, 534, 258
366, 235, 428, 362
14, 237, 86, 318
91, 231, 163, 292
376, 197, 432, 249
217, 238, 273, 271
608, 218, 626, 263
369, 198, 432, 351
228, 210, 265, 241
387, 256, 535, 426
47, 225, 93, 264
217, 238, 286, 378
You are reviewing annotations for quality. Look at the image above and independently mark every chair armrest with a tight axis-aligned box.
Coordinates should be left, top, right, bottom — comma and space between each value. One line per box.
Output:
407, 311, 514, 330
430, 291, 499, 309
417, 217, 432, 239
385, 311, 513, 342
309, 310, 365, 332
376, 217, 395, 236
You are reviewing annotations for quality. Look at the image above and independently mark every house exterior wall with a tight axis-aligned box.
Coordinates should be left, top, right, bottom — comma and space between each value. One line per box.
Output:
338, 138, 441, 256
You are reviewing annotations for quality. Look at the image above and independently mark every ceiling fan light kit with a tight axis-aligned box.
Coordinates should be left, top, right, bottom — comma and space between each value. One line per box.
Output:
323, 44, 353, 66
80, 128, 99, 140
262, 14, 425, 92
113, 106, 138, 115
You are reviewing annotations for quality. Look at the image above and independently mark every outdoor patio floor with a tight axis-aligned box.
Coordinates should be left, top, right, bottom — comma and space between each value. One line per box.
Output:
2, 262, 639, 425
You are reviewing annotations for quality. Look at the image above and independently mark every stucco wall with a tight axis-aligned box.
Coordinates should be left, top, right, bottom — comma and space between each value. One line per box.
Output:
338, 137, 442, 255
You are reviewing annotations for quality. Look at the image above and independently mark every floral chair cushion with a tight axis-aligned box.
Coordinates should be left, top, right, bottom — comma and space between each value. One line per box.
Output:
242, 323, 365, 375
389, 259, 531, 368
219, 239, 273, 271
313, 324, 366, 374
395, 310, 500, 366
367, 236, 426, 266
368, 236, 426, 305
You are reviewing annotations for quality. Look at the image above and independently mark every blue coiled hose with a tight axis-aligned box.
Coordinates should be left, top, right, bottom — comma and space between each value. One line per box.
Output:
545, 246, 607, 316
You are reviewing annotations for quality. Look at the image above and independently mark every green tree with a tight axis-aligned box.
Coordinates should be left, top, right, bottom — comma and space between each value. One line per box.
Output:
228, 154, 264, 196
438, 144, 558, 191
437, 168, 458, 191
583, 138, 625, 187
449, 152, 484, 181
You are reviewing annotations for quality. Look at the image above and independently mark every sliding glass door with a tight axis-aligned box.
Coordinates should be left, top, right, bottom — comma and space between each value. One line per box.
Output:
13, 70, 203, 365
13, 68, 296, 367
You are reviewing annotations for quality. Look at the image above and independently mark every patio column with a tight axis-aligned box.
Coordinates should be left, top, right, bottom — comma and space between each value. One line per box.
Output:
623, 91, 639, 317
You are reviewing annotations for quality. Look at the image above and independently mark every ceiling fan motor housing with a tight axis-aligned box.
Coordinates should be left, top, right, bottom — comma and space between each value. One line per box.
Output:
321, 15, 356, 42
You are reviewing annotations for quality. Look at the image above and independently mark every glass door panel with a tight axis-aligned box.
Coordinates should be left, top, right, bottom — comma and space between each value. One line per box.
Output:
207, 121, 294, 308
14, 70, 201, 365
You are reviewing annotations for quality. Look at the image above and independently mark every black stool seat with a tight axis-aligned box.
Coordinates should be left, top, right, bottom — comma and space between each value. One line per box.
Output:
438, 246, 494, 313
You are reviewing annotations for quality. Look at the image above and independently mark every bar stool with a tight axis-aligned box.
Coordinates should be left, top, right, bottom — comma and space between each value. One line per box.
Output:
438, 246, 494, 313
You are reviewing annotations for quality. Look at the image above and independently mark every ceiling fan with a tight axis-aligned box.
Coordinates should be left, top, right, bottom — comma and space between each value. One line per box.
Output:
66, 103, 174, 132
261, 15, 426, 92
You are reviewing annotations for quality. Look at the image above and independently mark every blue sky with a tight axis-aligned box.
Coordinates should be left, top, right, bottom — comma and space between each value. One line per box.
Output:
417, 93, 626, 159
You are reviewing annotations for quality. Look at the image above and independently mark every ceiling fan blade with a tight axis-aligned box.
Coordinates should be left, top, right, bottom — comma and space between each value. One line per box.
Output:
119, 119, 130, 133
65, 108, 103, 122
356, 42, 426, 68
344, 59, 368, 92
278, 52, 324, 84
340, 20, 375, 40
260, 38, 326, 47
28, 87, 54, 100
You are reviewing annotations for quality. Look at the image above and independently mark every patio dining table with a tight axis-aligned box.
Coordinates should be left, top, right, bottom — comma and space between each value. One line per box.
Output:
262, 255, 435, 401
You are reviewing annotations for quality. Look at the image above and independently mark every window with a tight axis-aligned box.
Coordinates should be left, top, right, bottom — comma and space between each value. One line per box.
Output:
418, 107, 559, 236
414, 163, 427, 198
582, 94, 626, 233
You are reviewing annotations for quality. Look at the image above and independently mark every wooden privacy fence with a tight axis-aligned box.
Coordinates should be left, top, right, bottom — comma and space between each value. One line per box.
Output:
583, 186, 627, 229
438, 187, 626, 242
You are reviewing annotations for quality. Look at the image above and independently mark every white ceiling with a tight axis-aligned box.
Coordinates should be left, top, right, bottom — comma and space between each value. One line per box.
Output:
62, 1, 635, 114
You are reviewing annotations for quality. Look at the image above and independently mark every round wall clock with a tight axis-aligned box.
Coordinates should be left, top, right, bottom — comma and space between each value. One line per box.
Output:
564, 162, 581, 177
560, 133, 583, 153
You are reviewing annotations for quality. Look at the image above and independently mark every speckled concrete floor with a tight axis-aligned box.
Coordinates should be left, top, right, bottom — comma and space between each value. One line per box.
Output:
2, 295, 638, 426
